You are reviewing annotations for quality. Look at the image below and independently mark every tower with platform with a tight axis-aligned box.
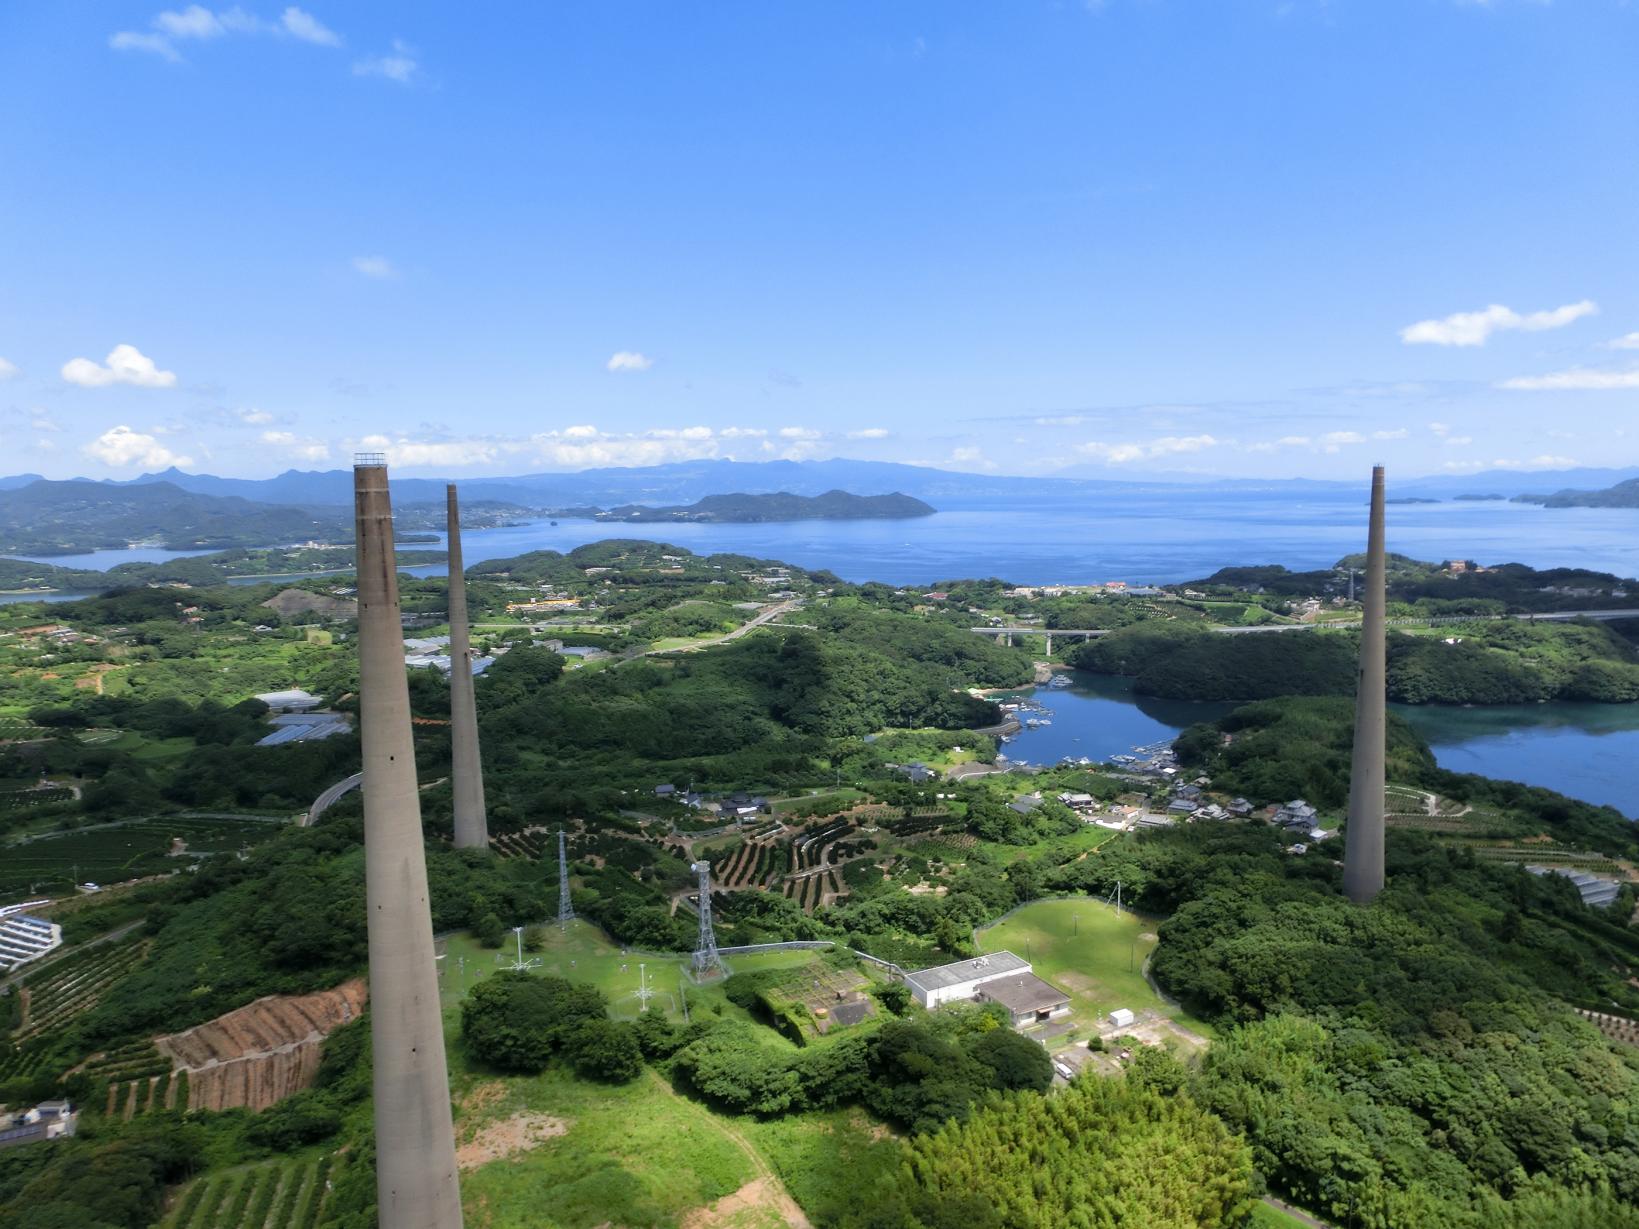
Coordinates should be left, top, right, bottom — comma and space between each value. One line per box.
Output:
690, 861, 725, 978
557, 829, 575, 928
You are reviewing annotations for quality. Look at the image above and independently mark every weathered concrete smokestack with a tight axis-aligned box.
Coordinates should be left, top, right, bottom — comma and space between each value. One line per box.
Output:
1343, 465, 1387, 905
446, 484, 487, 850
353, 456, 464, 1228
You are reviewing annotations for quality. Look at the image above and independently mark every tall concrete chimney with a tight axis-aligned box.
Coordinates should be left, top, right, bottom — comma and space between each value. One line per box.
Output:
446, 484, 487, 850
1343, 465, 1388, 904
353, 456, 465, 1228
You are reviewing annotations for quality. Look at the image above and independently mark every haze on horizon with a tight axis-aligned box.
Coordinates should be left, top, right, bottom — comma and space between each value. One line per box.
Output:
1, 1, 1635, 483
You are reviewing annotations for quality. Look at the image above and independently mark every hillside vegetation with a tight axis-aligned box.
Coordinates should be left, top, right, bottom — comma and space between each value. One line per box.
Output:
1069, 618, 1639, 704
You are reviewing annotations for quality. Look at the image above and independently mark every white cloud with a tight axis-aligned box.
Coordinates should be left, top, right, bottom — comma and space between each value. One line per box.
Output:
1443, 435, 1474, 446
1080, 433, 1221, 463
1428, 421, 1451, 437
31, 412, 62, 433
83, 424, 191, 469
949, 446, 997, 471
0, 357, 18, 380
1529, 454, 1576, 468
61, 344, 178, 389
1318, 431, 1365, 446
353, 39, 418, 84
1372, 428, 1409, 441
606, 351, 654, 372
260, 430, 330, 461
1400, 299, 1597, 347
155, 6, 225, 39
110, 30, 182, 60
238, 407, 274, 424
112, 6, 341, 61
778, 426, 821, 440
351, 255, 397, 279
1607, 332, 1639, 351
281, 7, 340, 46
1496, 367, 1639, 391
359, 434, 498, 468
848, 428, 891, 440
719, 427, 767, 439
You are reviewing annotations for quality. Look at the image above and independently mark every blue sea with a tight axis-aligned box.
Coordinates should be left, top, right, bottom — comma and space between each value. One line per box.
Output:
5, 489, 1638, 814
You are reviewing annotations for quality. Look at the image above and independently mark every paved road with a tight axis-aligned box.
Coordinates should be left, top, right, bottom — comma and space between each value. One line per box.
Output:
974, 606, 1639, 641
305, 772, 364, 827
615, 600, 801, 667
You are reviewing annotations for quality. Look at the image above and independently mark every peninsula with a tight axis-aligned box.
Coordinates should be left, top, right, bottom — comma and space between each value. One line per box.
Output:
592, 489, 936, 523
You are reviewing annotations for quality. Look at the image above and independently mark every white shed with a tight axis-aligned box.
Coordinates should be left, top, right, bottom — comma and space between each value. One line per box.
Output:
1109, 1007, 1136, 1029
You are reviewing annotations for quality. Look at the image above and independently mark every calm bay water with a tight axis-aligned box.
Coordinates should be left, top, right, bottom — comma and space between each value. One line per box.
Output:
1004, 673, 1639, 818
393, 493, 1639, 587
6, 490, 1639, 587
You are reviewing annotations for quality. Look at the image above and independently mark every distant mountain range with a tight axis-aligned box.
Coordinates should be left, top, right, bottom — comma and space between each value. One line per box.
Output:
1, 458, 1637, 559
0, 480, 522, 556
597, 490, 934, 523
1514, 478, 1639, 509
11, 458, 1639, 506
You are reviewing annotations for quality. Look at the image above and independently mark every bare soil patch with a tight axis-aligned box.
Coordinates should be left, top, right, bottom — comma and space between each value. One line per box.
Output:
681, 1178, 807, 1229
456, 1111, 569, 1171
155, 978, 367, 1111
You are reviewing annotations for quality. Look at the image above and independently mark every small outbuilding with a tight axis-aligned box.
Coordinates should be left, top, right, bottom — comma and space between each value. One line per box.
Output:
975, 972, 1072, 1027
1109, 1007, 1136, 1029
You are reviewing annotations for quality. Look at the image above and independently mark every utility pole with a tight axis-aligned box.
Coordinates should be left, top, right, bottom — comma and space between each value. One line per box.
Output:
353, 455, 464, 1228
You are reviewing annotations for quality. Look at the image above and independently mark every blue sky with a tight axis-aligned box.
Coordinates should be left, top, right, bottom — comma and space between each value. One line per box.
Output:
1, 1, 1636, 481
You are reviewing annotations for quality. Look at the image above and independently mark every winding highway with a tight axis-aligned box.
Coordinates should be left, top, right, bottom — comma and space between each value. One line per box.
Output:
304, 772, 363, 827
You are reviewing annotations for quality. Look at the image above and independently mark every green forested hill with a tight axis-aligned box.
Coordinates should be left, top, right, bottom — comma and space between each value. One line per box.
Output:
1069, 618, 1639, 703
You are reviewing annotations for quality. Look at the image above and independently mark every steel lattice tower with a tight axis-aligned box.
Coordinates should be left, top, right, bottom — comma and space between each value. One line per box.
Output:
690, 861, 724, 977
556, 829, 575, 928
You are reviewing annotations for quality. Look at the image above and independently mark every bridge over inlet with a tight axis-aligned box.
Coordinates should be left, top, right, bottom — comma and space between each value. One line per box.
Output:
970, 607, 1639, 655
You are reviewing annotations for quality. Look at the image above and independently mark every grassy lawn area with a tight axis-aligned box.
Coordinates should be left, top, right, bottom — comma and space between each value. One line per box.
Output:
976, 824, 1119, 866
439, 922, 823, 1026
440, 920, 896, 1228
975, 897, 1215, 1039
450, 1063, 758, 1229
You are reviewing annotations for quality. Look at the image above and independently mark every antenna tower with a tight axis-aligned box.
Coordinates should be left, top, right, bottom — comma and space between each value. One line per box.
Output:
690, 860, 725, 978
502, 926, 542, 973
557, 829, 575, 928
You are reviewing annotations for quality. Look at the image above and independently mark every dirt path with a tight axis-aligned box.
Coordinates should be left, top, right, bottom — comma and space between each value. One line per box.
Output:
646, 1070, 812, 1229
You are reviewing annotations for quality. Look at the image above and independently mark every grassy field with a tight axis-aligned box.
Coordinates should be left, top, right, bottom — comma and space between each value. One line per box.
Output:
975, 897, 1214, 1039
438, 921, 823, 1027
974, 824, 1120, 866
441, 921, 891, 1228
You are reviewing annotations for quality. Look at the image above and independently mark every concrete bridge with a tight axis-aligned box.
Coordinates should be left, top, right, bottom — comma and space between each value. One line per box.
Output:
971, 607, 1639, 654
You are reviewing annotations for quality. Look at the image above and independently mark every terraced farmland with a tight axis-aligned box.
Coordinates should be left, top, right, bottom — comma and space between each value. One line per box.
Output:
713, 838, 783, 889
491, 826, 550, 860
163, 1153, 342, 1229
12, 935, 149, 1043
2, 814, 287, 896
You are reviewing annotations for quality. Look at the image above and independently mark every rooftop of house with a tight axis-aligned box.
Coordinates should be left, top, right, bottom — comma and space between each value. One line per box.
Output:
975, 971, 1072, 1015
903, 951, 1031, 995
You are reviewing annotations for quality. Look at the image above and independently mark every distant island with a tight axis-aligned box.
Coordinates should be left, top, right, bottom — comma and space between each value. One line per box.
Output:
1453, 493, 1507, 502
1386, 497, 1440, 505
0, 478, 523, 555
590, 490, 936, 523
1514, 477, 1639, 508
